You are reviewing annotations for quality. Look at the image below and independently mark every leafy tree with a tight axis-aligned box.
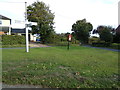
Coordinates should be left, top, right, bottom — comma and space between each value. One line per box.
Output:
71, 19, 93, 44
27, 1, 55, 43
97, 26, 113, 43
113, 34, 120, 43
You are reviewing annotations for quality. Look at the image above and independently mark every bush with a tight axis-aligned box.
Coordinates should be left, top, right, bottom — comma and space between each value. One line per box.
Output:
89, 37, 111, 47
71, 37, 79, 44
89, 37, 100, 44
2, 35, 25, 45
99, 29, 113, 43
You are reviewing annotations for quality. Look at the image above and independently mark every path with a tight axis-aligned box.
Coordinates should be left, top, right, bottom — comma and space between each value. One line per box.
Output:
29, 42, 50, 48
83, 45, 120, 52
1, 44, 120, 52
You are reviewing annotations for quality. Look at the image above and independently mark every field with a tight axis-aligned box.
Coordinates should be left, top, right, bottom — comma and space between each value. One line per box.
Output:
2, 46, 119, 88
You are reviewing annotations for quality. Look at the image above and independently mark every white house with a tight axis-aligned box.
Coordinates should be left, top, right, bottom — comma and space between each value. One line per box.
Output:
11, 28, 37, 42
0, 14, 37, 42
90, 30, 99, 38
0, 14, 11, 35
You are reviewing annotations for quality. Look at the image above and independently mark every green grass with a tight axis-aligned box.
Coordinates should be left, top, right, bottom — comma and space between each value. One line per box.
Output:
2, 46, 119, 88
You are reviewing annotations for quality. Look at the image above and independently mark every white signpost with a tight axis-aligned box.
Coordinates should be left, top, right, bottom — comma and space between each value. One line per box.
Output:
25, 2, 37, 52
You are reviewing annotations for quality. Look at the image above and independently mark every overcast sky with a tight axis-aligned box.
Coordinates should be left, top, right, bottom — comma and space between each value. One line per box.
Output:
0, 0, 119, 33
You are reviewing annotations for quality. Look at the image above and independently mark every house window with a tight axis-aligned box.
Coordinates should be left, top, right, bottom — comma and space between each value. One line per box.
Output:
0, 20, 2, 25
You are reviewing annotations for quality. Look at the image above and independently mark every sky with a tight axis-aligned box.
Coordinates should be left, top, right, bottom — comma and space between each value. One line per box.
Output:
0, 0, 119, 33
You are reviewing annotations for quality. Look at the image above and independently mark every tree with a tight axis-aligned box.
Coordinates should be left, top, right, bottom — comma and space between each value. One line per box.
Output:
27, 1, 55, 43
97, 26, 113, 43
71, 19, 93, 44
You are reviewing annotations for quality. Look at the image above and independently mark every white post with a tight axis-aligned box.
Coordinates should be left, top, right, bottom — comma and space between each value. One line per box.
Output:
118, 1, 120, 25
25, 2, 29, 52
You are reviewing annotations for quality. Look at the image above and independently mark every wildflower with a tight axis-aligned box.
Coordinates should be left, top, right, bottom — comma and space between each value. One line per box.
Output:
50, 63, 52, 66
42, 80, 45, 82
88, 70, 90, 72
77, 86, 80, 88
83, 72, 85, 73
75, 72, 80, 75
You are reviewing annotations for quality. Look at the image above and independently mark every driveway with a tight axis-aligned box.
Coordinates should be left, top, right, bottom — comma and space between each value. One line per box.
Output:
29, 42, 50, 48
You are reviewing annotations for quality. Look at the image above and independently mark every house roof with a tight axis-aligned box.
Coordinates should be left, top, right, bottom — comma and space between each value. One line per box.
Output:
0, 14, 11, 20
12, 28, 26, 33
11, 28, 31, 33
116, 25, 120, 34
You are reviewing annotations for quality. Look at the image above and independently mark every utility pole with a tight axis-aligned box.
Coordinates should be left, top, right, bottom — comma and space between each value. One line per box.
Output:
25, 2, 29, 52
118, 1, 120, 25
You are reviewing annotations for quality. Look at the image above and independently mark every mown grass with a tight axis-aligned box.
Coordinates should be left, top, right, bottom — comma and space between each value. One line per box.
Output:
2, 44, 25, 48
2, 46, 119, 88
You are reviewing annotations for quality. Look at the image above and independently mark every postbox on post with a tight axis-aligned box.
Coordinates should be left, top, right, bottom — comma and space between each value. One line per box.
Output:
68, 34, 72, 41
67, 34, 72, 50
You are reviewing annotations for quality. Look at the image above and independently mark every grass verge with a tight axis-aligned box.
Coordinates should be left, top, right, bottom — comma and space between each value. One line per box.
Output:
2, 44, 25, 48
2, 46, 119, 88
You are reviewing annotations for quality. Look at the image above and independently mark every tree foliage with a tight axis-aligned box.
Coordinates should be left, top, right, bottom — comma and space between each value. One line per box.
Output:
71, 19, 93, 44
27, 1, 55, 43
96, 26, 113, 43
113, 25, 120, 43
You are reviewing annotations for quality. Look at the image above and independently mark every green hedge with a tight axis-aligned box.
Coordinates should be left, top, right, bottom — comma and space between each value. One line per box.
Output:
2, 35, 25, 45
89, 37, 111, 47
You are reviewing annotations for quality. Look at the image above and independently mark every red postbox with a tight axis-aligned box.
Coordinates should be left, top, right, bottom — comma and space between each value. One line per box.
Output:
68, 34, 72, 41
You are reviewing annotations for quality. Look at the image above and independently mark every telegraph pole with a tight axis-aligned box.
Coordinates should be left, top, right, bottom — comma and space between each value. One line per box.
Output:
118, 1, 120, 25
25, 2, 29, 52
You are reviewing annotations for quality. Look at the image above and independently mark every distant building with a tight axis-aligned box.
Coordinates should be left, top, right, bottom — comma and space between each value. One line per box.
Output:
0, 14, 11, 35
90, 30, 99, 38
11, 28, 37, 41
0, 14, 37, 42
116, 25, 120, 35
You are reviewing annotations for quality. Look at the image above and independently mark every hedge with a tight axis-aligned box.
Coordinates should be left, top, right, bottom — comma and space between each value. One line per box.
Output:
89, 37, 111, 47
1, 35, 25, 45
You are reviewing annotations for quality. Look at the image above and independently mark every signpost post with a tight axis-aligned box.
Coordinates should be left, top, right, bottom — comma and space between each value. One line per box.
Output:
25, 2, 29, 52
25, 2, 37, 52
67, 34, 72, 50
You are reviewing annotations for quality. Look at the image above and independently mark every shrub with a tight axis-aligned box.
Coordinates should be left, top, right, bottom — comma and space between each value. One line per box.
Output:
89, 37, 100, 45
89, 37, 111, 47
2, 35, 25, 45
71, 37, 79, 44
99, 29, 113, 43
